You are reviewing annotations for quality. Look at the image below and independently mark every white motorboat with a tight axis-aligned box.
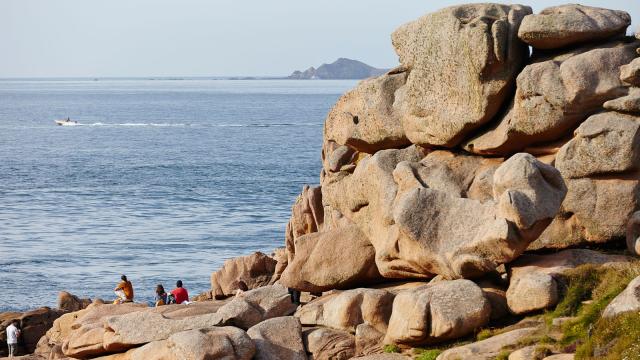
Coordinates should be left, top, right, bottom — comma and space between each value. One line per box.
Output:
55, 118, 78, 126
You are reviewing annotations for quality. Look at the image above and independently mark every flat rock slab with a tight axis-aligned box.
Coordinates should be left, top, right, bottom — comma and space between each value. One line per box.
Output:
437, 327, 538, 360
518, 4, 630, 49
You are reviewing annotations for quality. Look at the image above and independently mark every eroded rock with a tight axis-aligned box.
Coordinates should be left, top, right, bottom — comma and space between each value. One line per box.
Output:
210, 252, 277, 298
247, 316, 307, 360
324, 72, 410, 153
437, 328, 539, 360
392, 4, 531, 147
384, 279, 490, 345
506, 249, 632, 314
620, 57, 640, 86
555, 112, 640, 179
603, 275, 640, 318
296, 288, 394, 334
325, 148, 566, 280
303, 327, 355, 360
464, 40, 638, 155
280, 224, 382, 293
518, 5, 631, 49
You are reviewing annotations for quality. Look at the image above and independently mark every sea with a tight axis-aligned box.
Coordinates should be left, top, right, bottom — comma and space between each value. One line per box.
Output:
0, 78, 357, 311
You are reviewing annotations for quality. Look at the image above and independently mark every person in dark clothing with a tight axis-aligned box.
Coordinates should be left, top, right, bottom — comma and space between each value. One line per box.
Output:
288, 288, 301, 305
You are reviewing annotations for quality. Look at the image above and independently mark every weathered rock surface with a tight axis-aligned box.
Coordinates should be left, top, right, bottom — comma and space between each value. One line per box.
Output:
107, 326, 255, 360
35, 307, 92, 359
603, 275, 640, 318
0, 307, 65, 355
296, 288, 394, 333
57, 291, 92, 313
355, 323, 385, 356
391, 4, 531, 147
437, 327, 538, 360
325, 148, 566, 280
324, 72, 410, 153
247, 316, 307, 360
620, 57, 640, 86
464, 40, 638, 155
509, 345, 552, 360
518, 5, 631, 49
506, 249, 632, 314
214, 284, 298, 329
555, 112, 640, 178
280, 224, 383, 293
384, 279, 490, 345
604, 88, 640, 113
303, 327, 355, 360
210, 251, 277, 298
352, 354, 409, 360
532, 176, 640, 249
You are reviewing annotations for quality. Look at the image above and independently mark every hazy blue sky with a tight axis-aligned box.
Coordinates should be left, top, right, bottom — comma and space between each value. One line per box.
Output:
1, 0, 638, 77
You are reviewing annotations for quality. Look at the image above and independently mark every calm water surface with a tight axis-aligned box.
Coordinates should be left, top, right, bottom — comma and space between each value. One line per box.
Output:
0, 79, 356, 311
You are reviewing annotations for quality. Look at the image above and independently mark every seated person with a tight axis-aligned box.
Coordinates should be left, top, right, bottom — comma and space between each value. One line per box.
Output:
170, 280, 189, 304
155, 284, 168, 307
114, 275, 134, 304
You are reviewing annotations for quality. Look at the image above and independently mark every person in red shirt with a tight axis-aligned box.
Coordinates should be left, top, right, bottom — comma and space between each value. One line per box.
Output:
171, 280, 189, 304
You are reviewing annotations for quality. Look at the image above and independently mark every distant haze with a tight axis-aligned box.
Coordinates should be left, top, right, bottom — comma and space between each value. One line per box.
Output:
1, 0, 638, 78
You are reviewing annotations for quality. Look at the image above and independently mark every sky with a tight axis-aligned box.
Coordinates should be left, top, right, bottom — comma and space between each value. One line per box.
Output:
1, 0, 638, 78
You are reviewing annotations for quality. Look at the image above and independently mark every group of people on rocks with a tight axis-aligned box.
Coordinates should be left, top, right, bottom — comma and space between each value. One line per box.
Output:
113, 275, 189, 306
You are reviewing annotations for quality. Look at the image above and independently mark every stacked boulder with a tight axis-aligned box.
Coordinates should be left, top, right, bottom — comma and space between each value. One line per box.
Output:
274, 2, 640, 357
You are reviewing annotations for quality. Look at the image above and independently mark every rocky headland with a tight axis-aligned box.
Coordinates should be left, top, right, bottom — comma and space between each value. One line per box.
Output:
289, 58, 387, 80
4, 3, 640, 360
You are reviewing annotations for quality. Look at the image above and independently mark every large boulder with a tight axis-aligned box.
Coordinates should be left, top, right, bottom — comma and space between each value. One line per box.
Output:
324, 148, 566, 280
437, 328, 539, 360
279, 224, 383, 293
463, 40, 639, 156
603, 275, 640, 318
57, 291, 92, 312
620, 58, 640, 86
210, 252, 277, 298
109, 326, 255, 360
247, 317, 307, 360
517, 5, 631, 49
555, 112, 640, 179
296, 288, 394, 334
604, 88, 640, 113
0, 307, 65, 355
214, 284, 298, 330
303, 327, 355, 360
391, 4, 531, 147
384, 279, 491, 345
506, 250, 632, 315
355, 323, 385, 357
531, 176, 640, 249
324, 72, 410, 153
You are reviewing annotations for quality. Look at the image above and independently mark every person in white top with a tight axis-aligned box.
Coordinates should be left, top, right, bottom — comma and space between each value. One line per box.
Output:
6, 320, 20, 358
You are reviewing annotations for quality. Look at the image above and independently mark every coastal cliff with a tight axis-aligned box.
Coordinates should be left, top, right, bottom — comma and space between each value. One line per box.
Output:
4, 3, 640, 360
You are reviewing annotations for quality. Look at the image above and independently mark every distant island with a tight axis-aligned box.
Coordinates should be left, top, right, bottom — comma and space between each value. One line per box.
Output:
288, 58, 388, 79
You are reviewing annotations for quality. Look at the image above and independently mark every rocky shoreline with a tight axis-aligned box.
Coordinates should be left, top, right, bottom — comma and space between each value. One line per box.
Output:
3, 3, 640, 360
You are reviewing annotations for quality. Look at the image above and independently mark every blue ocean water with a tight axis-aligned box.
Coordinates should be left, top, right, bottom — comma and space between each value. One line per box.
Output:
0, 79, 356, 311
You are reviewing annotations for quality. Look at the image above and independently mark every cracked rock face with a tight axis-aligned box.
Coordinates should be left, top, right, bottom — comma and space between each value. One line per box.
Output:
391, 4, 531, 147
